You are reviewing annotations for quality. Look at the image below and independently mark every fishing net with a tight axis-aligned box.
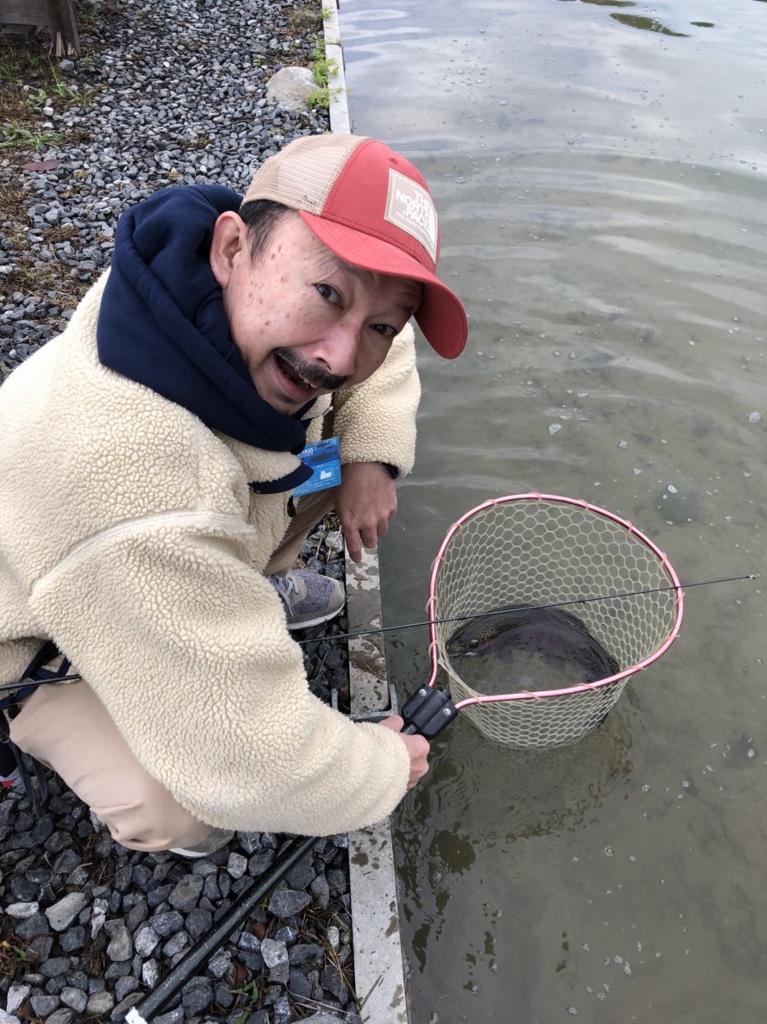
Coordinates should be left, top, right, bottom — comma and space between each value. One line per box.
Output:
426, 493, 683, 749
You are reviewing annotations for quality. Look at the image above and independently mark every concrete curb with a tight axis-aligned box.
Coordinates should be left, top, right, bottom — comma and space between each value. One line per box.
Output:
322, 0, 351, 134
322, 6, 410, 1018
345, 551, 409, 1024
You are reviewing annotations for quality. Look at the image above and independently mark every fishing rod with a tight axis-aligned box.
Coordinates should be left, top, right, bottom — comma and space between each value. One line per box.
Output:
297, 572, 757, 645
0, 573, 755, 694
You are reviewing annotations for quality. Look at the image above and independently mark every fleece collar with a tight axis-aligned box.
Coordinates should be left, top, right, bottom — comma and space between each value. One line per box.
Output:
97, 184, 313, 492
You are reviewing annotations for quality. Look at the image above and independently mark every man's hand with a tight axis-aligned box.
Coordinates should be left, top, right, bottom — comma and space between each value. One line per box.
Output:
333, 461, 397, 564
379, 715, 430, 790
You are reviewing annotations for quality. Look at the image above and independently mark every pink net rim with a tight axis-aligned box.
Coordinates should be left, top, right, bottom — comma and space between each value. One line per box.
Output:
425, 492, 684, 706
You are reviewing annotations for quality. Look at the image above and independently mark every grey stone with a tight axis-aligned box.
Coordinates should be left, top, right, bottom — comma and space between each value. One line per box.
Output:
133, 923, 160, 957
51, 849, 81, 874
180, 976, 213, 1015
29, 994, 60, 1016
207, 949, 232, 980
243, 1012, 270, 1024
43, 1011, 75, 1024
114, 975, 140, 1002
268, 888, 312, 919
113, 864, 134, 892
89, 897, 109, 938
288, 942, 324, 966
248, 849, 276, 876
45, 892, 89, 931
105, 960, 131, 980
168, 873, 204, 913
106, 924, 133, 962
162, 931, 189, 958
152, 1010, 184, 1024
264, 64, 315, 114
60, 987, 88, 1013
142, 959, 161, 988
202, 873, 221, 900
227, 851, 248, 879
184, 906, 212, 941
262, 937, 289, 970
10, 877, 37, 901
287, 968, 313, 999
12, 917, 49, 937
5, 901, 39, 919
272, 994, 294, 1024
6, 984, 30, 1015
149, 910, 184, 937
310, 872, 331, 910
59, 926, 85, 953
321, 964, 348, 1005
286, 859, 316, 890
39, 957, 71, 978
237, 931, 262, 953
274, 924, 298, 944
85, 991, 115, 1015
44, 831, 72, 854
125, 898, 148, 931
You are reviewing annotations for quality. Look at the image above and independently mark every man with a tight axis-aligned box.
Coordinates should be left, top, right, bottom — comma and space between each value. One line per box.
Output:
0, 133, 467, 855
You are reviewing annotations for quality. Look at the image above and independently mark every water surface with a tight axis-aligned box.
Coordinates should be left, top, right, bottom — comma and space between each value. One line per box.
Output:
341, 1, 766, 1020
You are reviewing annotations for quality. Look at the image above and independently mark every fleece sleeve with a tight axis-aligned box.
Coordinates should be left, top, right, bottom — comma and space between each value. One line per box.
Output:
332, 322, 421, 477
28, 511, 412, 836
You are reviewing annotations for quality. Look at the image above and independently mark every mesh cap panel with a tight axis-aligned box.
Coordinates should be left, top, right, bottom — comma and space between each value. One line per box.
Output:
242, 135, 366, 213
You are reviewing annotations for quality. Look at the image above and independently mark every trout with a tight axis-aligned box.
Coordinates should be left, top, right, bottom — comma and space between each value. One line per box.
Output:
446, 603, 619, 684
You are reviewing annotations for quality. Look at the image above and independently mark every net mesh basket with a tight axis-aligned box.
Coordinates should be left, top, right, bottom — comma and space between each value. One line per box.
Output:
427, 493, 683, 749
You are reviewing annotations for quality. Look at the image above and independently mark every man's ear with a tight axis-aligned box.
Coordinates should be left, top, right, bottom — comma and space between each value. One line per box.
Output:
209, 211, 247, 289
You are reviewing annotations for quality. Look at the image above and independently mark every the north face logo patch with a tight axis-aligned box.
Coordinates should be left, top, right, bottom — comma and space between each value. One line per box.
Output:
384, 170, 438, 263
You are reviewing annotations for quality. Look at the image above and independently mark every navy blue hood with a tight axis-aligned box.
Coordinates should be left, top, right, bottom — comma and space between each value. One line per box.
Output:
97, 184, 312, 493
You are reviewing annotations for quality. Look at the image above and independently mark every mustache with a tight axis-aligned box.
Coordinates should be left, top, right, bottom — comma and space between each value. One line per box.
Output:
274, 348, 347, 391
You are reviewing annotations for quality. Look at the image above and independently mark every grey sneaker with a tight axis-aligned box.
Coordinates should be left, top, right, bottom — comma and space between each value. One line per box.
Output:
268, 570, 346, 630
169, 827, 234, 859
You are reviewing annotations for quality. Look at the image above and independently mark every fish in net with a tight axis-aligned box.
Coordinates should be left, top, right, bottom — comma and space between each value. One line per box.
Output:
446, 603, 620, 696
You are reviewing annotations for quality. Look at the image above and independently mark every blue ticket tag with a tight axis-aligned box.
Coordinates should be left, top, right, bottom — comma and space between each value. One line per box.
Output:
293, 436, 342, 497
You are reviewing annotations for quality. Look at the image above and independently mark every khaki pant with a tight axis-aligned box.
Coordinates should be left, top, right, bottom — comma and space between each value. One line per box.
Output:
9, 489, 336, 852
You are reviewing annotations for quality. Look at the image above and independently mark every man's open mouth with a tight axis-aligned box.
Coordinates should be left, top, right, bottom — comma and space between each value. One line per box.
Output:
274, 351, 346, 394
275, 354, 320, 393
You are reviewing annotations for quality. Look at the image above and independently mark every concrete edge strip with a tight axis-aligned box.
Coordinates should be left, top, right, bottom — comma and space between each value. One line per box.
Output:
323, 0, 351, 134
345, 549, 410, 1024
323, 4, 409, 1017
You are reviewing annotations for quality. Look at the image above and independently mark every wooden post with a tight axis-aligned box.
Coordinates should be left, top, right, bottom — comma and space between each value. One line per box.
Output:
0, 0, 81, 56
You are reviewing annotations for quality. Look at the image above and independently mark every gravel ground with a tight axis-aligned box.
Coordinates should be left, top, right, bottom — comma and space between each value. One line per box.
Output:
0, 2, 370, 1022
1, 0, 329, 376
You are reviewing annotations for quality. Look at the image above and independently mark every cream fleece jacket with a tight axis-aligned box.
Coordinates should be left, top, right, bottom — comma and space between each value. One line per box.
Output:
0, 273, 422, 835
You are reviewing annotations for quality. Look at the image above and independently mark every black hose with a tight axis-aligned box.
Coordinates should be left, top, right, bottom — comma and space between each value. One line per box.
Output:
123, 834, 317, 1024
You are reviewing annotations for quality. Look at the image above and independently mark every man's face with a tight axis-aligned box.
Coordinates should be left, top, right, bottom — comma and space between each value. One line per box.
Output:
210, 210, 423, 415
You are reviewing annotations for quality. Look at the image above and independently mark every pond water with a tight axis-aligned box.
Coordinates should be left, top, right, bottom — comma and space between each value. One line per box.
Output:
339, 1, 767, 1020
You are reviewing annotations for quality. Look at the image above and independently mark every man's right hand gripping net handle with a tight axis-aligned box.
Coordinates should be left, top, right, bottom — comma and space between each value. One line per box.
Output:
401, 686, 458, 738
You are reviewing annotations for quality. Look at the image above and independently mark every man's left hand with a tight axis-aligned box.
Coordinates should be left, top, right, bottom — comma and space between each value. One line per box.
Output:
333, 462, 397, 564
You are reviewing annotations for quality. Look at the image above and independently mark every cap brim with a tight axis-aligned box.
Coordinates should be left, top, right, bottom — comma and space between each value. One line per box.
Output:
299, 211, 468, 359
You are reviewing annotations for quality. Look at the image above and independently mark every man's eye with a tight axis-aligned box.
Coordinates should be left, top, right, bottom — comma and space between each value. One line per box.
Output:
370, 323, 397, 338
316, 283, 341, 305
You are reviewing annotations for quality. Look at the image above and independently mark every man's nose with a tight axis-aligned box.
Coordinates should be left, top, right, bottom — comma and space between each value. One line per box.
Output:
315, 320, 360, 378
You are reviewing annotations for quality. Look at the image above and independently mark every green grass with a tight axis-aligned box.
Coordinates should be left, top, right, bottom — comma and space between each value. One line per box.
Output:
0, 119, 63, 151
231, 979, 261, 1023
0, 37, 98, 156
307, 37, 340, 109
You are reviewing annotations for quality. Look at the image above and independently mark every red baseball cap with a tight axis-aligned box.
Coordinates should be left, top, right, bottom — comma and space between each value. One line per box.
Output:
241, 134, 468, 359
